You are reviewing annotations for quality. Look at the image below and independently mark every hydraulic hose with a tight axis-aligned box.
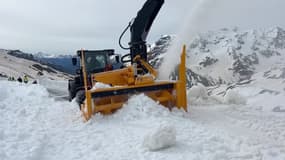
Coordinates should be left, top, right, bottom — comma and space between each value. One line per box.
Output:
119, 21, 132, 50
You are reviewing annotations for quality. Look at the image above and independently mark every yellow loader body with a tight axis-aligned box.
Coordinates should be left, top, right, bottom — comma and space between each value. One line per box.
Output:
79, 45, 187, 121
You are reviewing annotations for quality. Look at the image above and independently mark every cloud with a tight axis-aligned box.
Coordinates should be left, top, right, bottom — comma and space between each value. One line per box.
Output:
0, 0, 284, 54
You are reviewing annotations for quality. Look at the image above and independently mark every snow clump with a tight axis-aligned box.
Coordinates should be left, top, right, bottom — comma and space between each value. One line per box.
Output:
187, 84, 209, 104
91, 82, 111, 90
143, 124, 176, 151
223, 89, 247, 105
187, 84, 208, 98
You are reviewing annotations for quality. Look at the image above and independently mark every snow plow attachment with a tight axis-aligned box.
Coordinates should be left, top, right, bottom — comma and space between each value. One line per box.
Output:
80, 45, 187, 121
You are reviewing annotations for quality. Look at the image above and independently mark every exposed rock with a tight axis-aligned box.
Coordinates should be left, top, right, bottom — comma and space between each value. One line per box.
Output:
31, 64, 57, 74
264, 68, 285, 79
199, 56, 218, 67
148, 35, 172, 69
7, 50, 34, 61
259, 89, 280, 95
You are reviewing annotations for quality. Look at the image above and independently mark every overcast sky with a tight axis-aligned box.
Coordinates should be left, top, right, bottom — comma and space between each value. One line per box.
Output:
0, 0, 285, 55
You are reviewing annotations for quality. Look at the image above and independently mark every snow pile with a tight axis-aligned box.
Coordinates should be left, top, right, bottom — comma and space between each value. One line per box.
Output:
224, 89, 247, 105
143, 124, 176, 151
114, 94, 171, 121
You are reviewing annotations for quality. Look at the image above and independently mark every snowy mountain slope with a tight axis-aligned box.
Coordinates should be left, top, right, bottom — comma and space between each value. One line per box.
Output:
187, 27, 285, 84
0, 49, 71, 81
0, 49, 70, 97
151, 27, 285, 89
1, 78, 285, 160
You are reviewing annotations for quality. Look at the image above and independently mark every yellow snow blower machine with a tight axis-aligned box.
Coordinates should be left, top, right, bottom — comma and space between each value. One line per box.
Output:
69, 0, 187, 121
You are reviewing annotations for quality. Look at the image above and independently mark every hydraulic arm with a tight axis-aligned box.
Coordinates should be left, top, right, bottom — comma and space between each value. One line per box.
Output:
129, 0, 164, 63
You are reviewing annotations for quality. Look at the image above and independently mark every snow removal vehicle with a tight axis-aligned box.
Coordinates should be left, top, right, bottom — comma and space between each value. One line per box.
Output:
73, 0, 187, 121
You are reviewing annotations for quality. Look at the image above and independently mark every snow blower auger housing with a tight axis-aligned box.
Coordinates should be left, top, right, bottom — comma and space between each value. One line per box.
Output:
80, 46, 187, 121
73, 0, 187, 121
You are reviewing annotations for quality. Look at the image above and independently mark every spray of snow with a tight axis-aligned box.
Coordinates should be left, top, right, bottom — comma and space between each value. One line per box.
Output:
159, 0, 221, 79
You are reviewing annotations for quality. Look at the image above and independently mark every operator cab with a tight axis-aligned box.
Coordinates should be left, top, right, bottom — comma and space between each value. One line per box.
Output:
72, 49, 116, 74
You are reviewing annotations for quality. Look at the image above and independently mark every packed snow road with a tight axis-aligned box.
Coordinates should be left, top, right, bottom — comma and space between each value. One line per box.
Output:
0, 80, 285, 160
38, 79, 69, 101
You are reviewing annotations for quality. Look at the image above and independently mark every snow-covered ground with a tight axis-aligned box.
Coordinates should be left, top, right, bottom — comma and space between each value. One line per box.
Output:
1, 79, 285, 160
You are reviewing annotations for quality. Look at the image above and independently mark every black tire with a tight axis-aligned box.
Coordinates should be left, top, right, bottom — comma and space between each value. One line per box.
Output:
75, 90, 85, 109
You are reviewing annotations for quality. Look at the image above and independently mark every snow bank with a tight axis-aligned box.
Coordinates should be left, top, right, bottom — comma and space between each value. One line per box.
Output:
0, 81, 49, 102
224, 89, 247, 105
1, 79, 285, 160
0, 81, 80, 160
143, 124, 176, 151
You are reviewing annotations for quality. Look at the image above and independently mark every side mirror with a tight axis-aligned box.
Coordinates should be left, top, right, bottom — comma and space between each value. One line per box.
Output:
72, 57, 77, 66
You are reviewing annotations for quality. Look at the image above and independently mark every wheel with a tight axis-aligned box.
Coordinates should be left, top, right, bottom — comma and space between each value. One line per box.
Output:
75, 90, 85, 109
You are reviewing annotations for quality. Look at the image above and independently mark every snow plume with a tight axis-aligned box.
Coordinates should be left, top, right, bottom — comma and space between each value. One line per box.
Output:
159, 0, 221, 79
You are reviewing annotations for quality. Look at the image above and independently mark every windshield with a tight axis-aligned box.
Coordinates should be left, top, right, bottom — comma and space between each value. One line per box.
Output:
84, 53, 107, 72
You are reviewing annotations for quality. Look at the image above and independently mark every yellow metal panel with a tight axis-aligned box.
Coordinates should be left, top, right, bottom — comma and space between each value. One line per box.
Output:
92, 67, 135, 86
176, 45, 187, 111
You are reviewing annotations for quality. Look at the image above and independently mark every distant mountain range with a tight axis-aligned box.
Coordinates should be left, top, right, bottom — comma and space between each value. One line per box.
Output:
3, 49, 78, 75
35, 56, 79, 75
149, 27, 285, 89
